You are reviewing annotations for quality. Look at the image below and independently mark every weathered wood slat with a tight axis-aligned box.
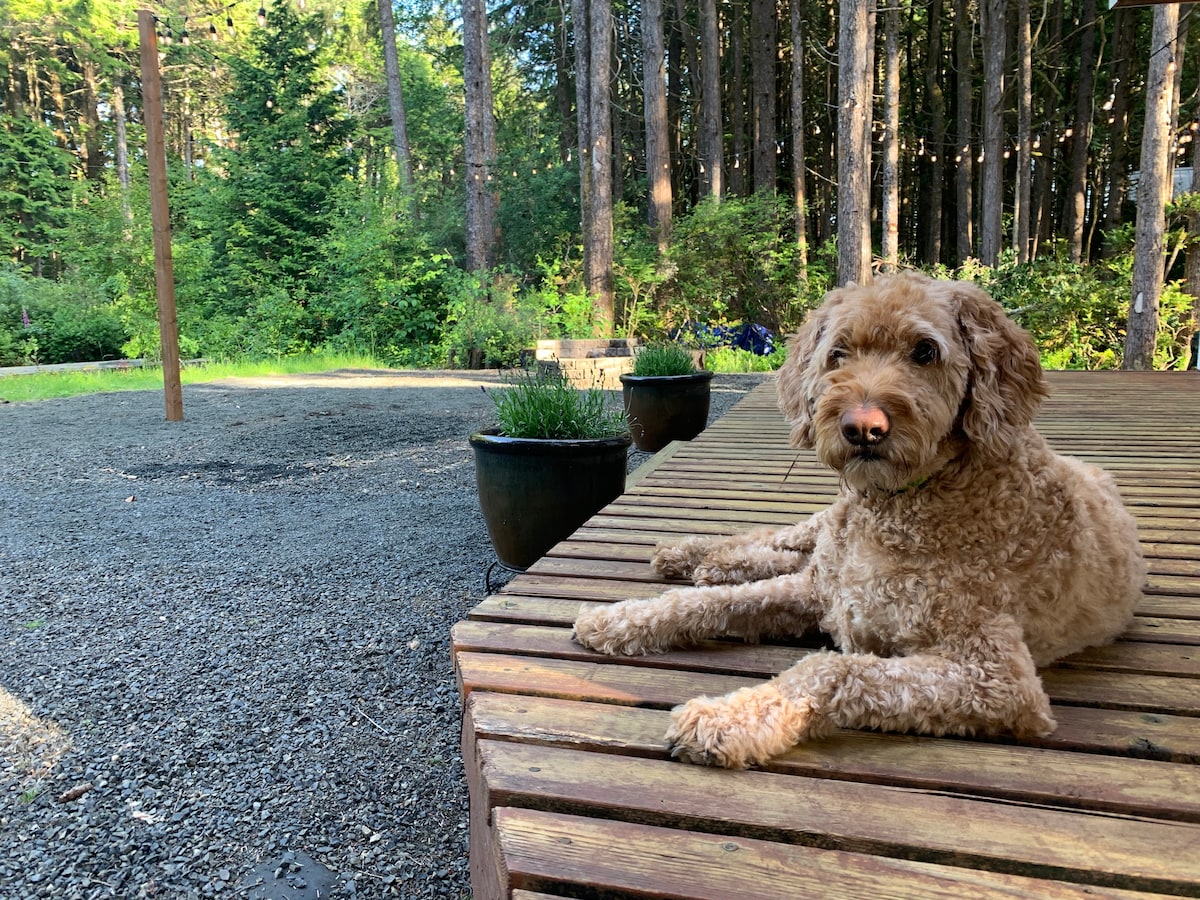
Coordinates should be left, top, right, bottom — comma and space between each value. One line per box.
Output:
469, 693, 1200, 821
495, 808, 1175, 900
480, 741, 1200, 895
455, 645, 1200, 721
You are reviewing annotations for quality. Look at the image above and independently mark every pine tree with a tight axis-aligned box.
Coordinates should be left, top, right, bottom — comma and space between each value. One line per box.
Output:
210, 1, 354, 316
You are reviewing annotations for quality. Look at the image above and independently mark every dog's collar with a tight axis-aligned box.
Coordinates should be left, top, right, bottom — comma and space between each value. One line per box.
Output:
894, 474, 931, 494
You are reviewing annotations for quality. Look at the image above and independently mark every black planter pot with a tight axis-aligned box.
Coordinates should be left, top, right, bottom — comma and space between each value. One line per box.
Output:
470, 427, 632, 571
620, 371, 715, 452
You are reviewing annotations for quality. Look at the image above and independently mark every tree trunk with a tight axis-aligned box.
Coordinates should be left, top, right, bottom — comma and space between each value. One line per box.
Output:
575, 0, 615, 335
954, 0, 974, 264
837, 0, 875, 285
979, 0, 1006, 267
880, 0, 900, 271
81, 58, 103, 181
750, 0, 778, 193
699, 0, 723, 201
113, 77, 132, 230
463, 0, 498, 271
789, 0, 808, 265
1124, 4, 1180, 370
1064, 0, 1097, 263
644, 0, 673, 247
728, 0, 748, 197
378, 0, 416, 209
1013, 0, 1031, 263
1031, 0, 1064, 257
1101, 9, 1136, 242
921, 0, 944, 265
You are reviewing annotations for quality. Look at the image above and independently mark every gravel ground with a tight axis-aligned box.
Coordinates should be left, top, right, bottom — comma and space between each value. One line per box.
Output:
0, 368, 769, 900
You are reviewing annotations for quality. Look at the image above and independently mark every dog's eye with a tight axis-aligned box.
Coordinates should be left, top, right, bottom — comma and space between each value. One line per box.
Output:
911, 339, 939, 366
828, 347, 848, 367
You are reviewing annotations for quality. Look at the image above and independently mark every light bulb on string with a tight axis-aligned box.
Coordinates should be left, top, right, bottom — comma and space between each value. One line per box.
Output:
180, 28, 190, 45
227, 16, 235, 36
209, 22, 218, 40
258, 6, 267, 26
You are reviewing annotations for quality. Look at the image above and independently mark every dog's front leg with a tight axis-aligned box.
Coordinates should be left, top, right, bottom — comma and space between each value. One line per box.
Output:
666, 615, 1056, 768
573, 571, 820, 656
653, 512, 829, 585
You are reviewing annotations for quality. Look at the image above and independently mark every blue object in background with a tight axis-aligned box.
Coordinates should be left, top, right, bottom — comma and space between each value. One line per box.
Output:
670, 322, 776, 355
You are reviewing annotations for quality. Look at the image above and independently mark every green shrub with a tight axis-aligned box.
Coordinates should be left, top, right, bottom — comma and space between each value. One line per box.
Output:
441, 271, 536, 368
707, 346, 787, 373
660, 192, 809, 333
632, 342, 700, 376
488, 369, 628, 439
949, 248, 1192, 370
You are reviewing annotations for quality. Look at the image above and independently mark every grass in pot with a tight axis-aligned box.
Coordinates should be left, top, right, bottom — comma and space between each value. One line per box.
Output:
470, 370, 631, 573
620, 342, 715, 452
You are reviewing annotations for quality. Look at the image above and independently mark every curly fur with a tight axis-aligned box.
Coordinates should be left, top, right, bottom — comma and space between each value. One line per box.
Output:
573, 272, 1145, 769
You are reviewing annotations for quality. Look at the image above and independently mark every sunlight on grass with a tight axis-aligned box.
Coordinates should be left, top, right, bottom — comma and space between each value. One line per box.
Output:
0, 353, 391, 403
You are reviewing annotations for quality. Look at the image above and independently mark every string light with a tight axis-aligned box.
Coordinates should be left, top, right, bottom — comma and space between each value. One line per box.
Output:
257, 6, 267, 26
209, 22, 218, 40
227, 15, 235, 36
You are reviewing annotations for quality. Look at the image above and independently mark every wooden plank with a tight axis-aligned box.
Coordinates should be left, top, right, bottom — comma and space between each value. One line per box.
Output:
1040, 669, 1200, 715
468, 693, 1200, 821
458, 618, 1199, 685
479, 741, 1200, 895
455, 653, 1200, 757
1058, 642, 1200, 676
472, 592, 1200, 647
495, 808, 1176, 900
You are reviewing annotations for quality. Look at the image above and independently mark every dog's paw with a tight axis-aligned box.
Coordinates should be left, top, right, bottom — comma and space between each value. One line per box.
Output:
665, 686, 816, 769
573, 602, 663, 656
650, 538, 713, 581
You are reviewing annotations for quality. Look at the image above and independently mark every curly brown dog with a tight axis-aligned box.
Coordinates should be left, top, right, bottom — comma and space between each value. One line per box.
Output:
573, 272, 1144, 768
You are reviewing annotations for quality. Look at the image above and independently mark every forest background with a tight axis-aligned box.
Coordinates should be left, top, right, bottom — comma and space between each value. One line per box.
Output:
2, 0, 1200, 373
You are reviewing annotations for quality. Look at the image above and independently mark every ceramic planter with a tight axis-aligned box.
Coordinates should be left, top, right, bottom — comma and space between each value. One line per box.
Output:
470, 427, 631, 571
619, 371, 715, 452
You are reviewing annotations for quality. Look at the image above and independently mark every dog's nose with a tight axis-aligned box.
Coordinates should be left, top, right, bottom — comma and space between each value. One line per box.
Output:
841, 405, 890, 446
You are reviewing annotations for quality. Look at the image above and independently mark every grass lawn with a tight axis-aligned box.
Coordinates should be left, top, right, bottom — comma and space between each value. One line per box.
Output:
0, 353, 392, 403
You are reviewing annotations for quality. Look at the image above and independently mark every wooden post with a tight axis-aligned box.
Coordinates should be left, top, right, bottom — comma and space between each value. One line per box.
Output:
137, 10, 184, 422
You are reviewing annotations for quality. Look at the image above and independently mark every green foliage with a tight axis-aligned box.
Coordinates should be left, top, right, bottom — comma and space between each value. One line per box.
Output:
706, 346, 787, 373
498, 166, 582, 275
660, 193, 813, 333
317, 182, 455, 360
613, 204, 669, 338
487, 369, 628, 439
441, 272, 536, 368
0, 115, 72, 269
206, 1, 356, 321
0, 265, 128, 365
632, 342, 700, 376
948, 248, 1194, 370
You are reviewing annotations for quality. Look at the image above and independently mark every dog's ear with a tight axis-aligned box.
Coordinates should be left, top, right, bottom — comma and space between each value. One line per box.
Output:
953, 282, 1048, 447
777, 299, 836, 449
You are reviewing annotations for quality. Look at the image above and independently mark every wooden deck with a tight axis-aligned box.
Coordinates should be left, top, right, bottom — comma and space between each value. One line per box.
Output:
452, 371, 1200, 899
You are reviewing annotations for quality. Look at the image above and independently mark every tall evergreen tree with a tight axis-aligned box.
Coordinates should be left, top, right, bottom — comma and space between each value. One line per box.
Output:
210, 1, 354, 303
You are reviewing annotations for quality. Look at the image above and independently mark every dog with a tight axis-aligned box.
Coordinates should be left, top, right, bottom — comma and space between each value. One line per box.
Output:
572, 272, 1145, 769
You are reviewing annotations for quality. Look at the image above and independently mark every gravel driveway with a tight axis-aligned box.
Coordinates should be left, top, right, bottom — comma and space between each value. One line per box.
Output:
0, 368, 769, 899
